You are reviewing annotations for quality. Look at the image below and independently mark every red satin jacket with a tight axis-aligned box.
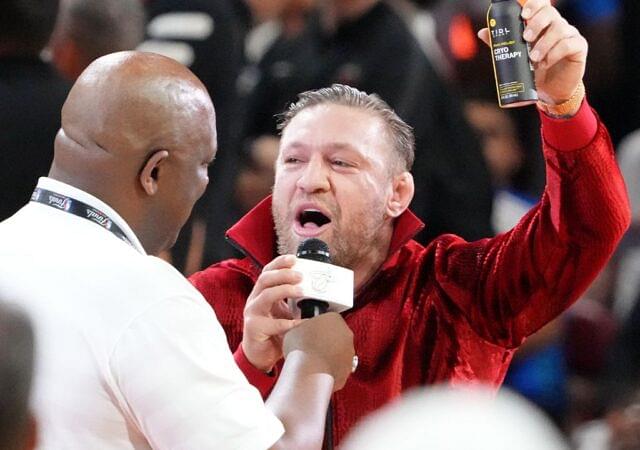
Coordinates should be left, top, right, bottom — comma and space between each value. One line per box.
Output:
190, 102, 631, 445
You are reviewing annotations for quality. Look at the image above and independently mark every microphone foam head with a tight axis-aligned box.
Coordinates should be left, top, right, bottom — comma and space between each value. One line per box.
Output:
296, 238, 331, 263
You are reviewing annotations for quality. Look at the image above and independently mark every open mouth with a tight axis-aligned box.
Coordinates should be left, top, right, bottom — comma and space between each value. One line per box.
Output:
294, 208, 332, 236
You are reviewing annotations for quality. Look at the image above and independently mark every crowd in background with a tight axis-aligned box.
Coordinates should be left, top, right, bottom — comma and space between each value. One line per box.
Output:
1, 0, 639, 448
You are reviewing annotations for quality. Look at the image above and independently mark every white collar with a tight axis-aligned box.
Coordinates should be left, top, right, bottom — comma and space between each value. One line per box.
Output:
35, 177, 147, 255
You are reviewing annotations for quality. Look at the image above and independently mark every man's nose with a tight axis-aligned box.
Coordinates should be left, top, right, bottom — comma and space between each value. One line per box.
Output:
296, 157, 330, 193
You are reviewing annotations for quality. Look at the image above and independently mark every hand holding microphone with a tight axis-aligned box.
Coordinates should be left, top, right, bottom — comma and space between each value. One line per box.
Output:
289, 238, 358, 385
242, 238, 355, 381
242, 254, 305, 373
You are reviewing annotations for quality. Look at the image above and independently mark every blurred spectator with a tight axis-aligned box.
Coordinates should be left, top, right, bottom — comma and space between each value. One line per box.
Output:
342, 386, 569, 450
236, 0, 318, 142
49, 0, 145, 81
610, 130, 640, 322
572, 384, 640, 450
618, 0, 640, 140
139, 0, 246, 272
555, 0, 626, 144
235, 135, 280, 213
598, 130, 640, 436
0, 0, 70, 221
233, 0, 318, 213
388, 0, 452, 79
237, 0, 494, 244
0, 302, 36, 450
463, 100, 533, 233
562, 268, 618, 434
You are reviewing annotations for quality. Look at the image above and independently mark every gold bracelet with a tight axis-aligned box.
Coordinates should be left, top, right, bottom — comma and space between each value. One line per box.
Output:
537, 80, 586, 118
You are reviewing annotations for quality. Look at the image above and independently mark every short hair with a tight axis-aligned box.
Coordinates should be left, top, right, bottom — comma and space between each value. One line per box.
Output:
0, 0, 60, 53
56, 0, 145, 63
0, 302, 34, 448
277, 84, 415, 172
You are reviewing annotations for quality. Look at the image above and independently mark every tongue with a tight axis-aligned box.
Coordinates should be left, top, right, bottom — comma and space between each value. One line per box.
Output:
303, 222, 320, 229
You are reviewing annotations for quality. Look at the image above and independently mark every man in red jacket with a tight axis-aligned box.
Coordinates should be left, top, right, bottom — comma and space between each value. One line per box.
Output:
190, 0, 631, 444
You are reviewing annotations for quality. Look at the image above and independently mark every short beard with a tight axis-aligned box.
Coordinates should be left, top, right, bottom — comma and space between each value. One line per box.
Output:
272, 199, 388, 270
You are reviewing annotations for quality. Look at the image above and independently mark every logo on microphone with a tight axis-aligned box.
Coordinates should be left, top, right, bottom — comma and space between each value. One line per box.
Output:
310, 270, 332, 293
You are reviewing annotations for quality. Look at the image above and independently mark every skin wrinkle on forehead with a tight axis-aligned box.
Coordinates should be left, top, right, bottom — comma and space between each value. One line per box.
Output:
278, 104, 393, 177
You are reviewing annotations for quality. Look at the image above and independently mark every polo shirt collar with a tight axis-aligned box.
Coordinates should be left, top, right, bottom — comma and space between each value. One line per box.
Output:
35, 177, 146, 254
226, 195, 425, 269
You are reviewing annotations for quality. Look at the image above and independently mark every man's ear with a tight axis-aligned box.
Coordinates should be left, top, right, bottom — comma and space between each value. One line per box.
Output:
139, 150, 169, 196
386, 172, 414, 218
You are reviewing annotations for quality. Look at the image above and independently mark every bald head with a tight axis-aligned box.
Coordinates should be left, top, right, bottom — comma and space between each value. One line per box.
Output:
55, 51, 213, 163
50, 51, 218, 254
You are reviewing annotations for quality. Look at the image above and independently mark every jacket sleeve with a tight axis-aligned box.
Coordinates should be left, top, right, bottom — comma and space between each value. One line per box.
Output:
233, 344, 278, 399
433, 99, 631, 348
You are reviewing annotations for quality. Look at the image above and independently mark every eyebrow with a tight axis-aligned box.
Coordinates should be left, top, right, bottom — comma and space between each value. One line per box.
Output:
282, 141, 360, 153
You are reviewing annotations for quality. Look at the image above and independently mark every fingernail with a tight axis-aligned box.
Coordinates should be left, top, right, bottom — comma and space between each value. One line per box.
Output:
521, 8, 531, 19
293, 271, 303, 281
529, 50, 540, 61
523, 29, 533, 41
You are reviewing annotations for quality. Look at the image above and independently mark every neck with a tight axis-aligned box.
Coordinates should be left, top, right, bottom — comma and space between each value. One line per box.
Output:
131, 215, 168, 256
351, 221, 393, 291
47, 168, 160, 254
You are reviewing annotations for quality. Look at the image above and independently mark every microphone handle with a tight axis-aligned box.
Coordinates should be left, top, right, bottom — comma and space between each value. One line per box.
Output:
298, 299, 330, 319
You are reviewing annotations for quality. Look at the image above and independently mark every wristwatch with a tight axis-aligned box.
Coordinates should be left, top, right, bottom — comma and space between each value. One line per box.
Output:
537, 81, 586, 118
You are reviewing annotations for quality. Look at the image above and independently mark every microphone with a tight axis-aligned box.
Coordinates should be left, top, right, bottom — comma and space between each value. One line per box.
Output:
292, 238, 353, 319
294, 238, 352, 450
296, 239, 331, 318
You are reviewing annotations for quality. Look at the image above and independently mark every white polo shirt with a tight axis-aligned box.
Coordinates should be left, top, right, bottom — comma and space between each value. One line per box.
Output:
0, 177, 284, 450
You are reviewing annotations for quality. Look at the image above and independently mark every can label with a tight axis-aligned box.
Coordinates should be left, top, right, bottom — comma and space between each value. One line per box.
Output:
487, 1, 537, 107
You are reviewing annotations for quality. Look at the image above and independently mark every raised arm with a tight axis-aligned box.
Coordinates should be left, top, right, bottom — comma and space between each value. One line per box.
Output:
436, 0, 631, 346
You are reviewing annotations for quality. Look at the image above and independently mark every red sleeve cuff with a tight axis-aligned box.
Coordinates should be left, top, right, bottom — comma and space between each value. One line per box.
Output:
233, 344, 278, 399
539, 97, 598, 152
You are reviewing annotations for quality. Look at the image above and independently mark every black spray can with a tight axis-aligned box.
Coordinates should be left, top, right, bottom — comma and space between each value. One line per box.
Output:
487, 0, 537, 108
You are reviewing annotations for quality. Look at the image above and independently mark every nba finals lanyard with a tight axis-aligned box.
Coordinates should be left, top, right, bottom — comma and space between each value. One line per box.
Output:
31, 187, 134, 248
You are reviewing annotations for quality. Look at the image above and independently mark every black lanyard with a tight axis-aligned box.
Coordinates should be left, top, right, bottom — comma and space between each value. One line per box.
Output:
31, 187, 135, 248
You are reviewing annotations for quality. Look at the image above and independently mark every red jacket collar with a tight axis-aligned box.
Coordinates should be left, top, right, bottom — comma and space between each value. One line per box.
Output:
226, 196, 425, 268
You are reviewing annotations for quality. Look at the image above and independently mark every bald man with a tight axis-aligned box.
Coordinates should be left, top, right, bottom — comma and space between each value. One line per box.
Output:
0, 51, 354, 449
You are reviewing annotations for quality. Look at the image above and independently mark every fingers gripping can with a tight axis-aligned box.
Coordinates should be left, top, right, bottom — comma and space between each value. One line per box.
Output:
487, 0, 537, 107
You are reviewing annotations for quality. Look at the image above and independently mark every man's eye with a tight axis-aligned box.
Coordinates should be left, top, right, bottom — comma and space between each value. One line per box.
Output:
332, 160, 352, 167
284, 157, 301, 164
